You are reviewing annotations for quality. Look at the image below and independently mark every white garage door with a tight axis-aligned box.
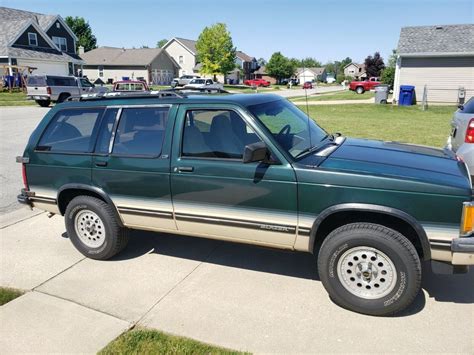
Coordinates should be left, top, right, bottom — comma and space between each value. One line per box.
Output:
18, 59, 69, 76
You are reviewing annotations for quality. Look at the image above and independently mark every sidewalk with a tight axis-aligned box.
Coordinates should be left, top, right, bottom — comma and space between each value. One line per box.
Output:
1, 211, 473, 353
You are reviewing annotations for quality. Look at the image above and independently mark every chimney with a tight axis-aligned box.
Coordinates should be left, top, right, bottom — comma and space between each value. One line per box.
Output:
78, 46, 85, 55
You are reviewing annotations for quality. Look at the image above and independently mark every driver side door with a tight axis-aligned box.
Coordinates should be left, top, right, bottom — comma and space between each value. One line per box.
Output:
170, 104, 298, 247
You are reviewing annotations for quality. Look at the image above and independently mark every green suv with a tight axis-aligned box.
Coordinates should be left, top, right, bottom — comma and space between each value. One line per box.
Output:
17, 91, 474, 316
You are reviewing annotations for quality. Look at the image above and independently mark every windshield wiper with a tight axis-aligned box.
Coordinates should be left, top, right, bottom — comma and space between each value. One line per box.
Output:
295, 134, 342, 160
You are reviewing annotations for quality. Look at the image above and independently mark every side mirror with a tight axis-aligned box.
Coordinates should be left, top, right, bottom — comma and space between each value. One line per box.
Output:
458, 104, 464, 110
243, 141, 270, 164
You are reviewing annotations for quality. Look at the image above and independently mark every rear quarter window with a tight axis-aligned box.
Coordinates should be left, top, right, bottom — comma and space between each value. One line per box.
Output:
37, 108, 104, 153
462, 97, 474, 114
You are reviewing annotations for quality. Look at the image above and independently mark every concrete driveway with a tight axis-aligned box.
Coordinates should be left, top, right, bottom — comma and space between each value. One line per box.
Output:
1, 212, 473, 353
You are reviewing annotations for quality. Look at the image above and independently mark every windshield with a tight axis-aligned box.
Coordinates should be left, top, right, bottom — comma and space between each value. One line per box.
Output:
248, 99, 329, 159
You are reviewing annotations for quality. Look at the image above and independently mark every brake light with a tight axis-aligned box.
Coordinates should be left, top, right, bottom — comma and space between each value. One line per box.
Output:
46, 86, 52, 95
22, 163, 28, 190
465, 118, 474, 143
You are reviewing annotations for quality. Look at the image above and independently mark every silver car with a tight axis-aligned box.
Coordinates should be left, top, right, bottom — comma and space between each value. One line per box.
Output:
446, 97, 474, 175
27, 75, 106, 107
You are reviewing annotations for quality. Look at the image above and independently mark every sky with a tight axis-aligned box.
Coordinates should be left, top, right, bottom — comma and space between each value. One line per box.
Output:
2, 0, 473, 63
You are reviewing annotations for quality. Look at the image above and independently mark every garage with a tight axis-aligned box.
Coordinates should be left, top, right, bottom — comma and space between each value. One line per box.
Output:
394, 24, 474, 104
18, 59, 69, 76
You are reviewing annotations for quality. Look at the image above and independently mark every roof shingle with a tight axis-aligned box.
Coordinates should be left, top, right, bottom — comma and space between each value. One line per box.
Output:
81, 46, 165, 66
397, 24, 474, 55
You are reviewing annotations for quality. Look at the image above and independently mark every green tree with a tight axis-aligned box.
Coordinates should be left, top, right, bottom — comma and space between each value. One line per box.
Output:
299, 57, 322, 68
380, 49, 397, 88
64, 16, 97, 52
196, 23, 236, 81
340, 57, 352, 67
364, 51, 385, 77
266, 52, 296, 83
156, 39, 168, 48
257, 57, 267, 67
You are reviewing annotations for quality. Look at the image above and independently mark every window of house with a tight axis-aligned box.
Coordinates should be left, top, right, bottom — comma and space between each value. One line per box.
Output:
56, 22, 60, 29
179, 56, 184, 64
182, 110, 261, 159
98, 65, 104, 77
37, 108, 104, 153
112, 107, 169, 157
28, 32, 38, 46
52, 36, 67, 51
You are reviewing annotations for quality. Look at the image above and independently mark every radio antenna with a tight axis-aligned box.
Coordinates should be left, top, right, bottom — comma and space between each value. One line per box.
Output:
302, 65, 312, 147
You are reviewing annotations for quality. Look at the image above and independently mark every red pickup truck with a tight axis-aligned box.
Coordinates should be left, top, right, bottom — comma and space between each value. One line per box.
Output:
349, 77, 380, 94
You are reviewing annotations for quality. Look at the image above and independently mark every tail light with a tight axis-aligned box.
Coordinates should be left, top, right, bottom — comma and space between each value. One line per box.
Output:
46, 86, 52, 95
465, 118, 474, 143
21, 163, 28, 190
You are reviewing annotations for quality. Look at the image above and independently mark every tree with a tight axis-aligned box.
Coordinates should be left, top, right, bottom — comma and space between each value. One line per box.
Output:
266, 52, 295, 83
140, 45, 149, 48
64, 16, 97, 52
340, 57, 352, 68
299, 57, 322, 68
156, 39, 168, 48
381, 49, 397, 88
364, 51, 385, 77
257, 57, 267, 67
196, 23, 236, 81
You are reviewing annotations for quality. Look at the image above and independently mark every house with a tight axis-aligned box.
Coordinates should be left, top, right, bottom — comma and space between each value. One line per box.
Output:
80, 46, 179, 85
227, 51, 258, 84
253, 66, 277, 84
343, 63, 367, 80
162, 37, 197, 77
296, 67, 327, 83
163, 37, 257, 83
0, 6, 84, 76
394, 24, 474, 103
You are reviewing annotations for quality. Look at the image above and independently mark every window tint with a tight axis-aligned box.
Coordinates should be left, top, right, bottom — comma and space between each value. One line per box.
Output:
112, 107, 169, 156
37, 108, 104, 152
462, 97, 474, 114
27, 76, 46, 86
95, 108, 119, 154
182, 110, 261, 159
46, 76, 76, 86
80, 78, 93, 87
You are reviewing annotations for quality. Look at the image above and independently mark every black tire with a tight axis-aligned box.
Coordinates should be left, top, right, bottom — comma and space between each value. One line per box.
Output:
356, 86, 365, 94
65, 196, 129, 260
318, 223, 421, 316
36, 100, 50, 107
57, 93, 70, 103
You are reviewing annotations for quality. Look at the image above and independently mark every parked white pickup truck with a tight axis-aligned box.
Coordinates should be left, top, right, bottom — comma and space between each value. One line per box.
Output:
26, 75, 107, 107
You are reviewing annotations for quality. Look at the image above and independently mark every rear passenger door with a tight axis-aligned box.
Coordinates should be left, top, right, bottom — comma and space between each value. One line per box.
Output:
170, 104, 298, 247
92, 104, 177, 231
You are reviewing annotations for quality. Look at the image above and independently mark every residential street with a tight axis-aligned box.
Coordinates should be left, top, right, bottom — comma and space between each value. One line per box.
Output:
1, 106, 473, 354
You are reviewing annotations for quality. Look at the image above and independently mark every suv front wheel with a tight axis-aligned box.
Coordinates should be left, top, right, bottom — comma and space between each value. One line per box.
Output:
65, 196, 129, 260
318, 223, 421, 316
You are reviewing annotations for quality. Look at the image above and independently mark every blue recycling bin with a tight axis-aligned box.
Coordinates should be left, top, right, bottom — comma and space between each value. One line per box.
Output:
399, 85, 415, 106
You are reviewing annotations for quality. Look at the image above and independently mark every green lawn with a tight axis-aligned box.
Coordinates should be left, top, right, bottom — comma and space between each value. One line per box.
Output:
0, 91, 35, 106
100, 329, 246, 355
291, 90, 375, 102
0, 287, 23, 305
300, 104, 454, 148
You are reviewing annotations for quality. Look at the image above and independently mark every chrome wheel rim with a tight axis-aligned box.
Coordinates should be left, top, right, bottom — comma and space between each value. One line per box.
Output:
337, 246, 397, 299
74, 210, 106, 248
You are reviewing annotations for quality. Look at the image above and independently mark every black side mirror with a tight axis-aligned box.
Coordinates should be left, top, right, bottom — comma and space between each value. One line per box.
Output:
458, 104, 464, 110
243, 141, 270, 164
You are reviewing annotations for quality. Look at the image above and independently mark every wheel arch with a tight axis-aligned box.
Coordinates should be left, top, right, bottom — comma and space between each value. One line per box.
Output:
57, 184, 123, 227
309, 203, 431, 261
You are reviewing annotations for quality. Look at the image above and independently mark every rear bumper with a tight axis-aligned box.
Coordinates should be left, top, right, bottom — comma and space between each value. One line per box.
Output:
17, 188, 33, 208
27, 95, 50, 101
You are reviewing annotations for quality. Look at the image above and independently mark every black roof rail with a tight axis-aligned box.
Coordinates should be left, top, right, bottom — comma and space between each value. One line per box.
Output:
66, 87, 229, 102
66, 90, 186, 102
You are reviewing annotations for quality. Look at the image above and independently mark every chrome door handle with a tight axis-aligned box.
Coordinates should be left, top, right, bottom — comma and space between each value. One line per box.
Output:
178, 166, 194, 173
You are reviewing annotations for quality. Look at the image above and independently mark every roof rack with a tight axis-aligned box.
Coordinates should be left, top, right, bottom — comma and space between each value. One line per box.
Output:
66, 87, 229, 102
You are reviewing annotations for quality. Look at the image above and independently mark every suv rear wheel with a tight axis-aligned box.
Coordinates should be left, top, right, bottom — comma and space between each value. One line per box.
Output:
35, 99, 50, 107
65, 196, 129, 260
318, 223, 421, 316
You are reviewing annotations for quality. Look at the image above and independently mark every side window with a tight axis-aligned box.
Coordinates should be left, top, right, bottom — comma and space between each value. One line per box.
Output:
95, 108, 119, 154
37, 108, 104, 152
112, 107, 169, 157
80, 79, 93, 87
182, 110, 261, 159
